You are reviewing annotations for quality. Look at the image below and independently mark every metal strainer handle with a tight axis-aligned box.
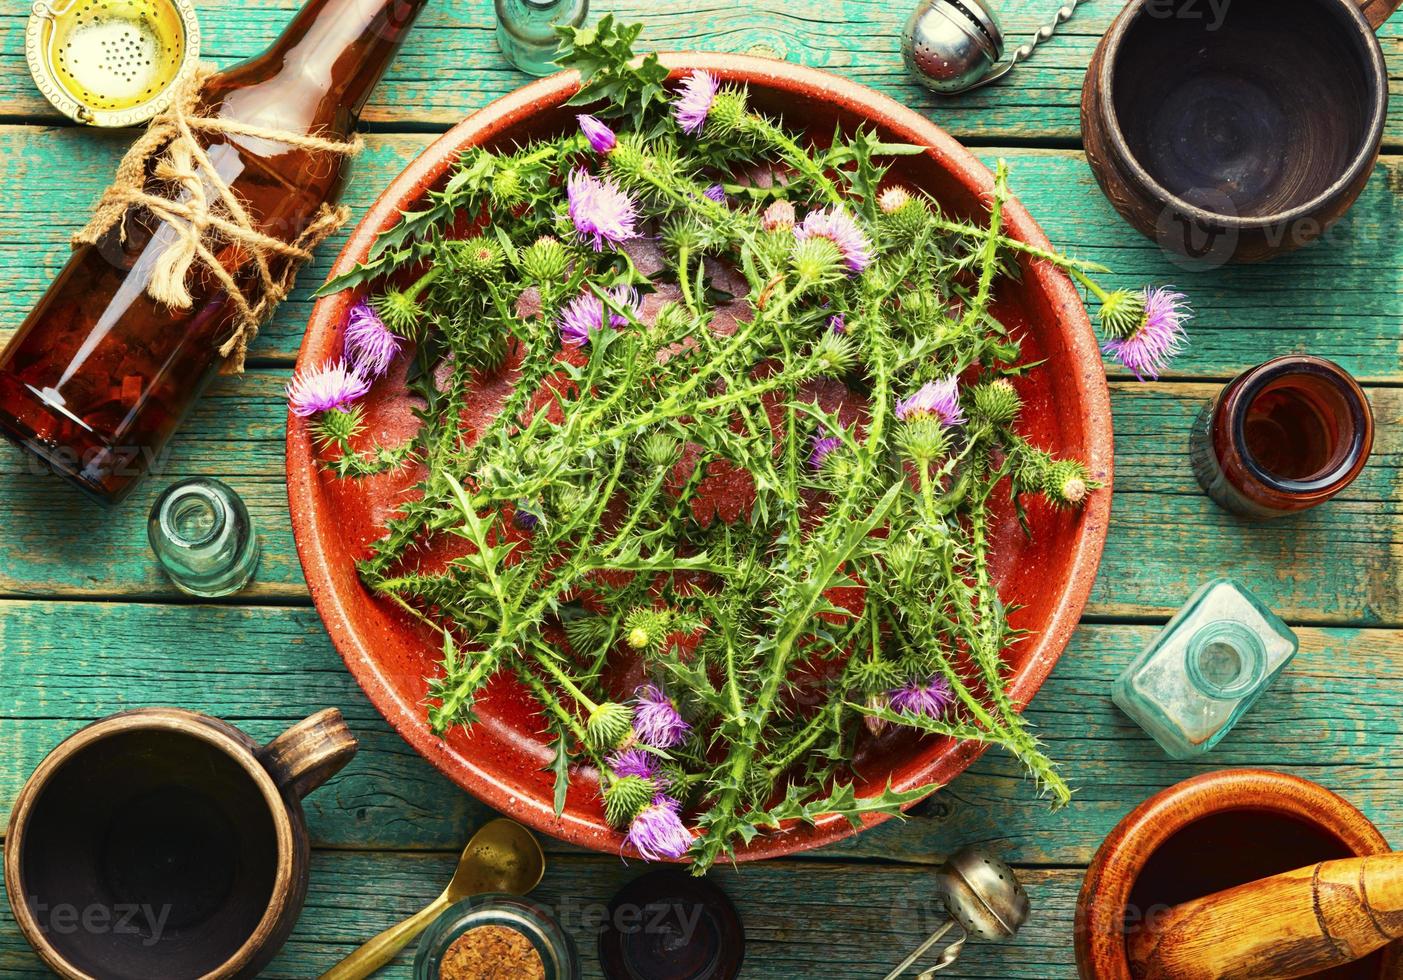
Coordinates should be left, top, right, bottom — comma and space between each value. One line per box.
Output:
881, 919, 968, 980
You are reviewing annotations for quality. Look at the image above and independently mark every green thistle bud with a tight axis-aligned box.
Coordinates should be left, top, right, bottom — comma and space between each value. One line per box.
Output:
708, 89, 749, 133
898, 415, 951, 464
900, 292, 941, 321
883, 533, 921, 579
553, 484, 591, 517
603, 775, 654, 827
374, 289, 424, 338
651, 301, 692, 336
607, 136, 648, 178
642, 432, 678, 468
812, 331, 856, 377
624, 608, 672, 654
972, 379, 1022, 427
1097, 289, 1148, 341
491, 166, 523, 205
586, 702, 633, 751
313, 405, 364, 452
791, 236, 843, 283
521, 235, 568, 282
881, 195, 932, 245
755, 228, 794, 268
1012, 445, 1056, 495
657, 762, 687, 793
1045, 459, 1092, 509
852, 657, 903, 695
663, 218, 705, 255
446, 238, 505, 281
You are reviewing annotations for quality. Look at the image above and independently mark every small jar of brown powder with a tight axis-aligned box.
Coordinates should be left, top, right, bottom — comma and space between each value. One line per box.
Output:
414, 896, 580, 980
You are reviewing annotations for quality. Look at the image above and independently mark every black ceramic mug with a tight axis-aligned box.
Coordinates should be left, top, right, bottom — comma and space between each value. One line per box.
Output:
4, 707, 357, 980
1082, 0, 1401, 265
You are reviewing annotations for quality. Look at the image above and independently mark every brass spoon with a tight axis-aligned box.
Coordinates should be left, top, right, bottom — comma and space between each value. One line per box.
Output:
319, 818, 546, 980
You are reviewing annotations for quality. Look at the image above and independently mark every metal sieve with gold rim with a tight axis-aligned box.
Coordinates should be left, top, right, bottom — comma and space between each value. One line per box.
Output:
25, 0, 201, 127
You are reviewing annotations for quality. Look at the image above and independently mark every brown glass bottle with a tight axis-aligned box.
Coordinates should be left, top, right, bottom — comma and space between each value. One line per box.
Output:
0, 0, 428, 503
1190, 355, 1374, 520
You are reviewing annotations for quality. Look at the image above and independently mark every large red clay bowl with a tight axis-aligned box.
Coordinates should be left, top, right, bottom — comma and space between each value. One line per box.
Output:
288, 54, 1114, 862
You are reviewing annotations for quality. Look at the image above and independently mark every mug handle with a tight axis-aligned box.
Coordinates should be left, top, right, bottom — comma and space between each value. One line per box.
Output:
1356, 0, 1403, 30
259, 708, 359, 799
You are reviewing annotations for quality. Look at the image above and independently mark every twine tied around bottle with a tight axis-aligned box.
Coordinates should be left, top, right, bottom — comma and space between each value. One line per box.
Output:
72, 66, 364, 372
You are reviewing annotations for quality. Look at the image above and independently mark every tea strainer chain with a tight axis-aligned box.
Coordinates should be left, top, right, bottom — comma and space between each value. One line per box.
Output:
902, 0, 1088, 94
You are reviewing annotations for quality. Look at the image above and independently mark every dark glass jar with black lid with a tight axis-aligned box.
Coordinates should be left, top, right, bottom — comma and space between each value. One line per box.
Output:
1191, 355, 1373, 519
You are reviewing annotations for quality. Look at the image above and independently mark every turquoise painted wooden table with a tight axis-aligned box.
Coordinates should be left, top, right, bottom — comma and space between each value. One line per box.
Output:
2, 1, 1401, 976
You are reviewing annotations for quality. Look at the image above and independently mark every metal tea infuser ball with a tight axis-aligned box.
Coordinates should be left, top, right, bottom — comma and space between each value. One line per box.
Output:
902, 0, 1084, 94
882, 846, 1030, 978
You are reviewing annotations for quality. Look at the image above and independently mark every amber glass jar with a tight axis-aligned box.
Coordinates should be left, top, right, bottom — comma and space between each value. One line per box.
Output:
1191, 356, 1373, 519
0, 0, 428, 503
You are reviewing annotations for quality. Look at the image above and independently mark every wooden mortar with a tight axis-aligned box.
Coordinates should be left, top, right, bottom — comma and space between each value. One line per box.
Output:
1074, 769, 1401, 980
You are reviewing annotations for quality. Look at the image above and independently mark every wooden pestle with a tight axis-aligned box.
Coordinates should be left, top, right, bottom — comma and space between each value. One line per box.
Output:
1126, 854, 1403, 979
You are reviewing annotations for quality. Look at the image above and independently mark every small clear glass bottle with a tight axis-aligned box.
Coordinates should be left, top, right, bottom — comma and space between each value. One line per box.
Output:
148, 477, 261, 597
1190, 355, 1373, 519
1113, 579, 1298, 759
415, 896, 580, 980
494, 0, 587, 76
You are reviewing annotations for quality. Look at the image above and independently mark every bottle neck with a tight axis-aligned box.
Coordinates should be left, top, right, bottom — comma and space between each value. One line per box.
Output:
214, 0, 429, 134
268, 0, 428, 116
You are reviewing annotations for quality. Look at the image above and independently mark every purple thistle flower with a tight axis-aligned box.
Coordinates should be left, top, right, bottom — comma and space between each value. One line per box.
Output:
1102, 287, 1191, 381
829, 314, 846, 335
703, 183, 726, 203
559, 285, 642, 348
895, 376, 965, 426
626, 795, 693, 861
889, 676, 954, 719
673, 70, 719, 135
513, 504, 540, 531
342, 300, 403, 379
809, 431, 842, 470
609, 747, 660, 782
794, 207, 874, 273
633, 684, 691, 749
577, 114, 617, 154
567, 168, 640, 251
286, 360, 370, 418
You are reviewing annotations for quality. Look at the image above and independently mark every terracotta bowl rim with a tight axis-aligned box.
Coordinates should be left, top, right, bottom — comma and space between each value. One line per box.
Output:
1092, 0, 1387, 229
1074, 767, 1393, 980
287, 53, 1114, 861
3, 708, 299, 980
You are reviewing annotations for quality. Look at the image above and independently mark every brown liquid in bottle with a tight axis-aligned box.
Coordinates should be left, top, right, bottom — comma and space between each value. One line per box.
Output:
0, 0, 428, 502
1190, 356, 1373, 520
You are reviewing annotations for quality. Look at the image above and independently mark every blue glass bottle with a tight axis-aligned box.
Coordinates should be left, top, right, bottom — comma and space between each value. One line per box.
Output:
495, 0, 588, 76
1113, 579, 1298, 759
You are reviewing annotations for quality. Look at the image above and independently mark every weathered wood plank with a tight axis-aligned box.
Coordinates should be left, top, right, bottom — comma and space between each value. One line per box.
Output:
2, 129, 1400, 380
2, 600, 1399, 868
2, 376, 1397, 623
2, 0, 1403, 146
0, 852, 1085, 978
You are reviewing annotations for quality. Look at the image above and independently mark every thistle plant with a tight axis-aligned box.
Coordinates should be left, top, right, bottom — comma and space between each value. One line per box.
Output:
304, 18, 1191, 873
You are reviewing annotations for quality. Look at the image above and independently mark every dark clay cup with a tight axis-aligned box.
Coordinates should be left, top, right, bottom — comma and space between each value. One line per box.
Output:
4, 708, 358, 980
1082, 0, 1401, 265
